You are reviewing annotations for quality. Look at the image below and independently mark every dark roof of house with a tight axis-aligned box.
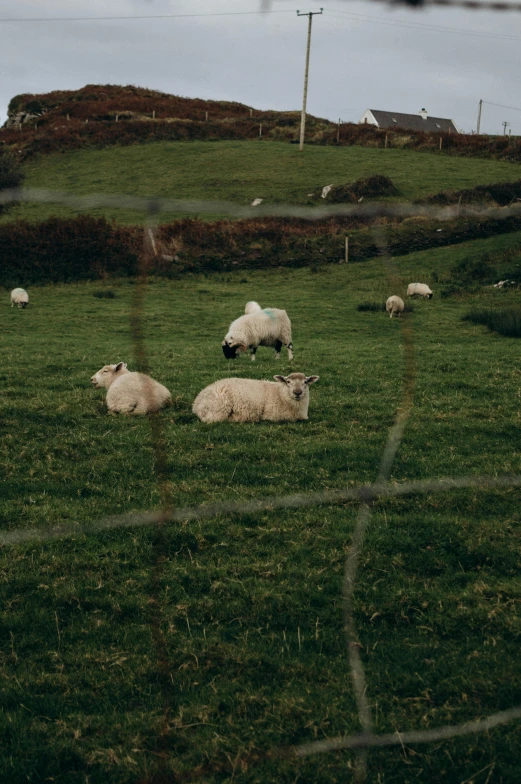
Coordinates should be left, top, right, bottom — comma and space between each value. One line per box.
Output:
367, 110, 459, 134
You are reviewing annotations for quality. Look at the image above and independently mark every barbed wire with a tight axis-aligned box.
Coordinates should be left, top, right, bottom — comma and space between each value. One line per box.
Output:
3, 185, 521, 783
2, 473, 521, 547
2, 186, 521, 221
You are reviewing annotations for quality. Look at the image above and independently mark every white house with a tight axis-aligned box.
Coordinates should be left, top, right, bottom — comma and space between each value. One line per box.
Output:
359, 108, 460, 134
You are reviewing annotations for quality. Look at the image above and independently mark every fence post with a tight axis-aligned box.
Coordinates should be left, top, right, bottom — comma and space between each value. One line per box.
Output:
385, 133, 388, 149
259, 122, 262, 139
152, 110, 155, 120
250, 108, 253, 118
66, 114, 70, 122
116, 114, 119, 122
439, 136, 442, 151
345, 236, 349, 263
205, 111, 208, 122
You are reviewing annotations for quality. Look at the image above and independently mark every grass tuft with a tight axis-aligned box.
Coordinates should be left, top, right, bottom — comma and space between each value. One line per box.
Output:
357, 301, 414, 312
463, 307, 521, 337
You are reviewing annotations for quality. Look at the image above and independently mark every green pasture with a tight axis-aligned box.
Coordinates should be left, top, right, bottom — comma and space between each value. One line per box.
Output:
2, 232, 521, 783
2, 140, 521, 224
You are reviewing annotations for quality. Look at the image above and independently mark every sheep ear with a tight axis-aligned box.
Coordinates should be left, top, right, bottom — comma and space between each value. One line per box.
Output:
305, 375, 320, 385
273, 375, 287, 384
115, 362, 126, 372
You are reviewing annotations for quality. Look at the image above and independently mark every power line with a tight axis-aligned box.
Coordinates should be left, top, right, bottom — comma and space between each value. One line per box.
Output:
0, 9, 296, 23
324, 7, 521, 40
483, 99, 521, 112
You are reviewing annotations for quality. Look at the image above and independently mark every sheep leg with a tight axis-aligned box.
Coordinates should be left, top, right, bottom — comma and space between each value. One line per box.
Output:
274, 340, 282, 360
287, 342, 294, 361
250, 346, 257, 361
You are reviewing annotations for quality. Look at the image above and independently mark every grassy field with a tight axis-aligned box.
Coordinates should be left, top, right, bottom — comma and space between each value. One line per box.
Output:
2, 230, 521, 783
3, 140, 521, 225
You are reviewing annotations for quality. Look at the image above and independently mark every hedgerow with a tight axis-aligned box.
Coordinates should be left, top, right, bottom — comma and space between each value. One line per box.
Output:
3, 210, 521, 287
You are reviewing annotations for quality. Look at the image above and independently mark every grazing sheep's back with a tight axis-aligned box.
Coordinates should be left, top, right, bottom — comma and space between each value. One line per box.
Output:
407, 282, 433, 299
245, 301, 262, 314
386, 295, 405, 318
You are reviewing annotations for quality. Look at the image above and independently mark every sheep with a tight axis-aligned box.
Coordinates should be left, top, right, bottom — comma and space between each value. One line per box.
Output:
407, 282, 433, 299
386, 295, 405, 319
90, 362, 171, 415
244, 300, 262, 315
10, 288, 29, 309
193, 372, 319, 423
222, 304, 293, 361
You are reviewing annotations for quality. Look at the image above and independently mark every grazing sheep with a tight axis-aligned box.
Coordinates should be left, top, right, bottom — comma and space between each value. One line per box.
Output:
193, 373, 319, 423
407, 282, 433, 299
222, 303, 293, 361
386, 295, 405, 319
90, 362, 171, 415
10, 288, 29, 309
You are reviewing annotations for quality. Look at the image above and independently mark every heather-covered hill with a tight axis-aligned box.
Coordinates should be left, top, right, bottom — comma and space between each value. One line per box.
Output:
2, 84, 521, 163
4, 83, 321, 125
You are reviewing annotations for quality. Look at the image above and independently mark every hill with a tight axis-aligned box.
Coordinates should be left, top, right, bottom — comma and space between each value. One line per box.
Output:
2, 84, 521, 163
2, 140, 521, 225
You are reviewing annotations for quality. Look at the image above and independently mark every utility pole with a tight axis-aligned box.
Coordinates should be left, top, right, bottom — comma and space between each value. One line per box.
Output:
503, 121, 511, 136
297, 8, 323, 151
477, 99, 482, 134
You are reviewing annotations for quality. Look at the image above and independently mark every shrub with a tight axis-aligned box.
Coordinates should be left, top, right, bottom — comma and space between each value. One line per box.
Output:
463, 308, 521, 337
357, 301, 413, 312
0, 216, 140, 285
0, 149, 24, 214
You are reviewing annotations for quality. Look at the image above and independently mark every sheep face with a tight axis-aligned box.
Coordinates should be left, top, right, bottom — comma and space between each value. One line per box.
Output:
222, 339, 247, 359
90, 362, 128, 389
273, 373, 319, 400
19, 301, 27, 309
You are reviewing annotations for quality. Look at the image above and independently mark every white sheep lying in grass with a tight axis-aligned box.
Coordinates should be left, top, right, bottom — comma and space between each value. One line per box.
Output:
222, 302, 293, 361
90, 362, 171, 415
193, 373, 319, 423
386, 295, 405, 319
407, 282, 433, 299
11, 288, 29, 308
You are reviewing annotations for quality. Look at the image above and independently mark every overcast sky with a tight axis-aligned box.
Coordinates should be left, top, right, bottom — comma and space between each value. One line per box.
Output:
1, 0, 520, 135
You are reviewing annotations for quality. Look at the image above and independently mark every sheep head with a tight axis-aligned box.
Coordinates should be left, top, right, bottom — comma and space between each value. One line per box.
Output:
90, 362, 128, 389
222, 339, 247, 359
273, 373, 319, 401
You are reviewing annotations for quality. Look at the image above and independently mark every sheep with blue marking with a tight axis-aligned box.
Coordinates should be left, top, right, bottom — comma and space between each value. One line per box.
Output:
222, 302, 293, 361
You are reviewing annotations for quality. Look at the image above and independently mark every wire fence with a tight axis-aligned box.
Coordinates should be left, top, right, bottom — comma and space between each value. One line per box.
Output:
3, 185, 521, 782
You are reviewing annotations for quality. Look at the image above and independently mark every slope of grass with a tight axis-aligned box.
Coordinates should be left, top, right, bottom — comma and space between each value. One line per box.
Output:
2, 140, 521, 225
2, 232, 521, 782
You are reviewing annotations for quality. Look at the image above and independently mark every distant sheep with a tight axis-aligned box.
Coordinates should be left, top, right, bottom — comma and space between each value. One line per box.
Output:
90, 362, 171, 415
386, 295, 405, 319
222, 303, 293, 361
245, 300, 262, 315
11, 288, 29, 309
407, 282, 433, 299
193, 373, 319, 423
